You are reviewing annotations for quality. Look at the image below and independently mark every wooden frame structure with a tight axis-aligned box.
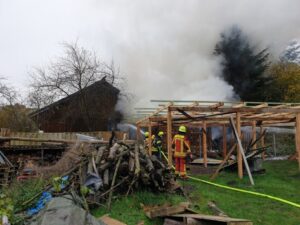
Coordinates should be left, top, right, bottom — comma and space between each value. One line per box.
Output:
136, 100, 300, 178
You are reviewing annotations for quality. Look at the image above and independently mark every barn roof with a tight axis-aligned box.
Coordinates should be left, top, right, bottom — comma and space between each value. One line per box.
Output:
29, 77, 119, 118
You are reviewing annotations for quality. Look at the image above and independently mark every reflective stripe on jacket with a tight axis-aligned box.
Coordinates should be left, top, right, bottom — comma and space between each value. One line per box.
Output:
172, 134, 190, 158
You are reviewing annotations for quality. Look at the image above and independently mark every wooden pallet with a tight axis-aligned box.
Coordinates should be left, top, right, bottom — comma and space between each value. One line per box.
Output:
169, 214, 253, 225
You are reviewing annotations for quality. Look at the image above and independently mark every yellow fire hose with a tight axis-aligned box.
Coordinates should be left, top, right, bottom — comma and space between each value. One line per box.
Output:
160, 151, 300, 209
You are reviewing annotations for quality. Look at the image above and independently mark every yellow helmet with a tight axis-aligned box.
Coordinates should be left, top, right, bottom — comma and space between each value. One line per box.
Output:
179, 125, 187, 133
158, 131, 164, 137
144, 132, 149, 138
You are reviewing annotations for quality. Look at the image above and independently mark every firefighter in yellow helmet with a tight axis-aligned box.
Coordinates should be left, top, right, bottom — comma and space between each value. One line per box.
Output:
152, 131, 164, 160
172, 126, 191, 178
144, 131, 154, 151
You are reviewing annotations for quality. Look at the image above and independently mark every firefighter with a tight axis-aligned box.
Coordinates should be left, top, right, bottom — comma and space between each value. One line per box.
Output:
144, 131, 150, 150
152, 131, 164, 160
172, 125, 191, 178
144, 131, 154, 151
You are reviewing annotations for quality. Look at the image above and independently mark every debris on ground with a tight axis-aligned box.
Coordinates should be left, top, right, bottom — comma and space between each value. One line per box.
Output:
143, 202, 253, 225
15, 140, 177, 223
29, 195, 105, 225
207, 201, 228, 217
167, 214, 253, 225
142, 202, 191, 219
99, 215, 127, 225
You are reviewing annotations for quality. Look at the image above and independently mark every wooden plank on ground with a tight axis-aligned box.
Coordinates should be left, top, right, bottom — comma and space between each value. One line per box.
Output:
163, 218, 184, 225
144, 203, 190, 219
171, 214, 252, 225
99, 215, 127, 225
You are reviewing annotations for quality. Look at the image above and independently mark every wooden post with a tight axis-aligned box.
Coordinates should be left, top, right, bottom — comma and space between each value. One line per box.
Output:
252, 121, 257, 149
230, 116, 254, 185
236, 112, 243, 179
260, 126, 265, 159
222, 125, 227, 159
136, 125, 141, 141
167, 107, 173, 166
273, 133, 277, 157
148, 119, 152, 155
296, 113, 300, 171
202, 121, 207, 167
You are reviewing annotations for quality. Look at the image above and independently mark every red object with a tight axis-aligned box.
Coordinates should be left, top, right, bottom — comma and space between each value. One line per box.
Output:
17, 168, 38, 181
175, 157, 186, 177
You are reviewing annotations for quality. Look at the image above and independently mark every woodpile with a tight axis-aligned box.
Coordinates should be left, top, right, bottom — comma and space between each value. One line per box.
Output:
83, 142, 175, 207
31, 141, 176, 209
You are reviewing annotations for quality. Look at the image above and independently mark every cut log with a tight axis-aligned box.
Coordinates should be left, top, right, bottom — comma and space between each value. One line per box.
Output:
103, 169, 110, 186
96, 146, 106, 165
128, 155, 135, 174
108, 143, 120, 160
134, 144, 141, 176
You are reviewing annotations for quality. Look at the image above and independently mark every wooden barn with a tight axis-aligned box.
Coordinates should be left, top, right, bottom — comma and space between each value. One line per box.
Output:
29, 78, 120, 132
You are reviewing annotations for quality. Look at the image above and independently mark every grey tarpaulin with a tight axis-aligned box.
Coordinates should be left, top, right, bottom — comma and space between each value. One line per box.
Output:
30, 195, 105, 225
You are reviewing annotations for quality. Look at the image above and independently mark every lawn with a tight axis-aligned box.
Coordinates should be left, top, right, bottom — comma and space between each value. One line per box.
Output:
92, 160, 300, 225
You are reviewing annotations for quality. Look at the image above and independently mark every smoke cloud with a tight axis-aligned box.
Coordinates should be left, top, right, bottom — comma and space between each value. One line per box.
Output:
0, 0, 300, 108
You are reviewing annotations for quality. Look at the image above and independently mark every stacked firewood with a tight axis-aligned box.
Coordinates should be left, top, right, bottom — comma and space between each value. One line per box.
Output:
73, 142, 175, 207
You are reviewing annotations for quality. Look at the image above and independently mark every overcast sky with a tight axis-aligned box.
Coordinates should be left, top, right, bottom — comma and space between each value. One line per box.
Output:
0, 0, 300, 106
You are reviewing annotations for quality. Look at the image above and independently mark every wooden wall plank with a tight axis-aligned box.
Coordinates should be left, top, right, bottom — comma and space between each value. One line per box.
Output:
202, 121, 207, 168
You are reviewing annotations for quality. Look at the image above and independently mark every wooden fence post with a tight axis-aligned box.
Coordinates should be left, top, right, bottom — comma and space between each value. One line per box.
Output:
167, 107, 173, 166
236, 113, 243, 179
202, 121, 207, 168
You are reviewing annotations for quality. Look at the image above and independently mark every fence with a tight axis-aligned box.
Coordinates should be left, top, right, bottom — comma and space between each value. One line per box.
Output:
0, 129, 126, 146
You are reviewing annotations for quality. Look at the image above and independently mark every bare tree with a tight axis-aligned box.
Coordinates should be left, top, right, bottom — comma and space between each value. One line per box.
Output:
28, 42, 120, 109
0, 78, 36, 131
0, 78, 17, 106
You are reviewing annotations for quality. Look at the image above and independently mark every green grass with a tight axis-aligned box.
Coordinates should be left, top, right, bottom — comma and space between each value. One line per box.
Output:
91, 191, 186, 225
92, 160, 300, 225
186, 160, 300, 225
2, 178, 46, 224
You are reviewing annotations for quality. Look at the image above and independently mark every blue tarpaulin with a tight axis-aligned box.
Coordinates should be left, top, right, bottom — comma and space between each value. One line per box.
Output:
27, 192, 52, 216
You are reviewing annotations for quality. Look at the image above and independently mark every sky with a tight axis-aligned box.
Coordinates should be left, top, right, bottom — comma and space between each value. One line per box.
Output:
0, 0, 300, 107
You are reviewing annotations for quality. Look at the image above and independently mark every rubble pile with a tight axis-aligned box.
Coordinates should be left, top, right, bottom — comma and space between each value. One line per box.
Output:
32, 141, 175, 210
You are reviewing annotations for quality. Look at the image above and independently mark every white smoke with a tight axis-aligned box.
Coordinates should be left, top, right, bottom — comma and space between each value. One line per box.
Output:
0, 0, 300, 108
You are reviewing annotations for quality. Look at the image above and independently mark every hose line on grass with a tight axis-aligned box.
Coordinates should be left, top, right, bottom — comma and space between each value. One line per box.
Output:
187, 176, 300, 209
160, 151, 300, 209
